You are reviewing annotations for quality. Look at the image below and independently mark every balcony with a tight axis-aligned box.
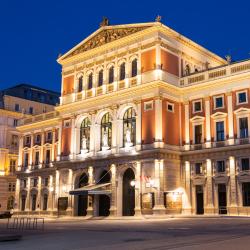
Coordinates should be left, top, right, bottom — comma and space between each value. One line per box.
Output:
180, 59, 250, 87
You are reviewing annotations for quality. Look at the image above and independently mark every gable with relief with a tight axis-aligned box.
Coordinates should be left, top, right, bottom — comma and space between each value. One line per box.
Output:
64, 26, 150, 59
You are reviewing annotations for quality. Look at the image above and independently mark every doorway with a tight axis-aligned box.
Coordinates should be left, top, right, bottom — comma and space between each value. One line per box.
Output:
196, 185, 204, 214
98, 170, 111, 216
218, 184, 227, 214
78, 173, 88, 216
122, 168, 135, 216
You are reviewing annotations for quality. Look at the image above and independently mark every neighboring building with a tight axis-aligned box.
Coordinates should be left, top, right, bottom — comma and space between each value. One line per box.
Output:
15, 18, 250, 217
0, 84, 59, 212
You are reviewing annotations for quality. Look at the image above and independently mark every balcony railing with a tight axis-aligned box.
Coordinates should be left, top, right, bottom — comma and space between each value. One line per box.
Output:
180, 59, 250, 87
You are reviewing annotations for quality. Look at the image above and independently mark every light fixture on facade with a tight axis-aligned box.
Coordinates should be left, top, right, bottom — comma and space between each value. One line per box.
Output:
130, 180, 136, 187
49, 186, 54, 192
62, 185, 67, 193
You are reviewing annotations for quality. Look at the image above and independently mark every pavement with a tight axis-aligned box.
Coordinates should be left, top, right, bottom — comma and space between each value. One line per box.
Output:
1, 216, 250, 249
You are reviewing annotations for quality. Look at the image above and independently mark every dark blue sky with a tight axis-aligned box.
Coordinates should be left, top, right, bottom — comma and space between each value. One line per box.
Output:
0, 0, 249, 93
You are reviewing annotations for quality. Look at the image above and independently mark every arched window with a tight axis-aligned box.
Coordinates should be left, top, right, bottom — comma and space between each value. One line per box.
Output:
78, 76, 83, 92
7, 196, 14, 210
101, 113, 112, 149
131, 59, 137, 77
119, 62, 126, 81
43, 194, 48, 211
108, 66, 114, 84
98, 70, 103, 87
123, 108, 136, 147
80, 118, 91, 151
88, 73, 93, 90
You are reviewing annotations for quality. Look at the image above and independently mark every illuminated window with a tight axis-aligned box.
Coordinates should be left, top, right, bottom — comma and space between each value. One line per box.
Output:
216, 121, 224, 141
98, 70, 103, 87
214, 96, 224, 109
237, 91, 248, 104
78, 76, 83, 92
108, 66, 114, 83
101, 113, 112, 149
123, 108, 136, 147
80, 118, 91, 151
131, 59, 137, 77
239, 117, 248, 138
119, 63, 126, 81
88, 73, 93, 90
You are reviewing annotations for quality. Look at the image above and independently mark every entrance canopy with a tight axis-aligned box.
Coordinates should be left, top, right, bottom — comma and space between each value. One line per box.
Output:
69, 183, 111, 195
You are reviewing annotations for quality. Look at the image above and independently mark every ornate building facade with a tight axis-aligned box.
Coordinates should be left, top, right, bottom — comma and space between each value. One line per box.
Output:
15, 19, 250, 217
0, 84, 59, 213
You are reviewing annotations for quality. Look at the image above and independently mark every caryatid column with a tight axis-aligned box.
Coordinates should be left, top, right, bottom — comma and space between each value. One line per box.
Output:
109, 164, 117, 216
86, 166, 94, 216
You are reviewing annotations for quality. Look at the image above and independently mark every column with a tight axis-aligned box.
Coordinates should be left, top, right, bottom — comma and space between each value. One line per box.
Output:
109, 164, 117, 216
54, 170, 60, 212
183, 161, 192, 214
37, 176, 41, 211
184, 101, 190, 149
86, 166, 94, 216
67, 169, 73, 215
89, 113, 96, 154
48, 175, 54, 213
40, 131, 45, 167
116, 119, 123, 150
51, 128, 56, 162
134, 161, 142, 216
14, 178, 20, 212
137, 49, 142, 85
205, 96, 211, 148
205, 159, 214, 214
29, 133, 34, 168
227, 92, 234, 144
135, 101, 142, 151
155, 41, 162, 80
18, 136, 23, 168
228, 156, 238, 214
111, 108, 117, 154
154, 98, 163, 146
70, 117, 76, 159
153, 159, 165, 214
57, 122, 62, 161
26, 177, 31, 211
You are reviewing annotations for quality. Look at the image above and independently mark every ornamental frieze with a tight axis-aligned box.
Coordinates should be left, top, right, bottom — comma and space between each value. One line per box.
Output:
65, 26, 150, 59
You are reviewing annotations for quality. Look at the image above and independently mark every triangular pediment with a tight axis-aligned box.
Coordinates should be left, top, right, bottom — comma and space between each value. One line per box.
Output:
60, 24, 153, 60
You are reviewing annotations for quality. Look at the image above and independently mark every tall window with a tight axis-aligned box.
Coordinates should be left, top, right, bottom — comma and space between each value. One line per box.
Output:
43, 194, 48, 211
101, 113, 112, 149
9, 159, 16, 174
216, 121, 225, 141
7, 196, 14, 210
80, 118, 91, 151
217, 161, 225, 173
119, 63, 126, 81
45, 150, 50, 164
78, 76, 83, 92
131, 59, 137, 77
35, 151, 39, 165
242, 183, 250, 206
98, 70, 103, 87
123, 108, 136, 147
31, 194, 37, 211
194, 125, 202, 144
195, 163, 203, 175
21, 195, 26, 211
108, 66, 114, 84
239, 117, 248, 138
24, 153, 29, 169
88, 73, 93, 90
241, 158, 250, 171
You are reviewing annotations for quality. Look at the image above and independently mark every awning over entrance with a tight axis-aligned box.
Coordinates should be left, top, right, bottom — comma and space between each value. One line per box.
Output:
69, 183, 111, 195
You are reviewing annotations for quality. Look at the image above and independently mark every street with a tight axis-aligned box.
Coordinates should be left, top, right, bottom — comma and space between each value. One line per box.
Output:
1, 217, 250, 250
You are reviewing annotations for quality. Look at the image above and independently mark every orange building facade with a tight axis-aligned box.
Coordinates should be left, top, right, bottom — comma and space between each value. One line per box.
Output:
15, 19, 250, 217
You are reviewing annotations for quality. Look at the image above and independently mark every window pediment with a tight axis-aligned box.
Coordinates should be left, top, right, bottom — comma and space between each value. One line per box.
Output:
211, 112, 227, 119
234, 107, 250, 115
190, 115, 205, 122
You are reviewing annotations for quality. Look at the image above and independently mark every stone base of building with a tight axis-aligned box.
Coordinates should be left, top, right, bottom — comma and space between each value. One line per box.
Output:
227, 206, 239, 215
153, 205, 166, 215
204, 207, 216, 215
